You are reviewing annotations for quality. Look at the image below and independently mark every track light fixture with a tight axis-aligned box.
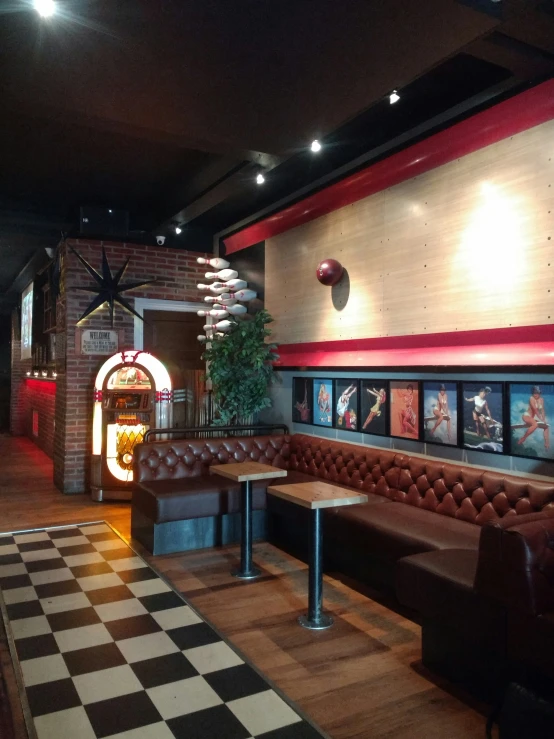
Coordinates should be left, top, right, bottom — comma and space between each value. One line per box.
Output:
311, 139, 322, 153
34, 0, 56, 17
175, 226, 182, 234
256, 173, 265, 185
389, 90, 400, 104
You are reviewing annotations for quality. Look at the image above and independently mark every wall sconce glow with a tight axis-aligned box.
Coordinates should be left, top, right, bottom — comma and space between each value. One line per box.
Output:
34, 0, 56, 17
311, 139, 322, 153
389, 90, 400, 104
175, 226, 182, 234
256, 173, 265, 185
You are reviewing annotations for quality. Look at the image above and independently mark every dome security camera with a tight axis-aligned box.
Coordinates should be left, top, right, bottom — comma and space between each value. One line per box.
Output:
156, 235, 166, 246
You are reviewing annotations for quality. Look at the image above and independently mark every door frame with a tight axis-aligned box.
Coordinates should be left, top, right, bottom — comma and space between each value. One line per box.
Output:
133, 298, 207, 350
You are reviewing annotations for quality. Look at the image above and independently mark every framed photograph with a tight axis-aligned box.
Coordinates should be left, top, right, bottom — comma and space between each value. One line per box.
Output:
334, 379, 359, 432
360, 380, 389, 437
390, 381, 420, 440
292, 377, 313, 425
423, 381, 459, 447
313, 379, 334, 427
461, 382, 504, 454
509, 383, 554, 461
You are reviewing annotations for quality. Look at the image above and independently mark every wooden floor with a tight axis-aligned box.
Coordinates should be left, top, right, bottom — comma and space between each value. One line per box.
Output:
0, 434, 492, 739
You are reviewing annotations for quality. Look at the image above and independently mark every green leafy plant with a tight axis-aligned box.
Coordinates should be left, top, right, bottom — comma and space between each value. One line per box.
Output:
202, 309, 279, 426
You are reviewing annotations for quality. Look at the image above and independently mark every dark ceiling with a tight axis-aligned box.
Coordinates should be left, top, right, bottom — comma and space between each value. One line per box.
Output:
1, 0, 553, 312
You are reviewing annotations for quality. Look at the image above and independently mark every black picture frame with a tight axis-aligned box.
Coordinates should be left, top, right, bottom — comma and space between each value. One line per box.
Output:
508, 382, 554, 462
360, 380, 389, 437
292, 377, 313, 425
389, 380, 421, 440
312, 378, 335, 428
422, 380, 459, 448
461, 381, 504, 454
334, 379, 360, 432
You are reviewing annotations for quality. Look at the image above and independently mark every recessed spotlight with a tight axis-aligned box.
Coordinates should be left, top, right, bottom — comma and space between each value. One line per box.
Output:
34, 0, 56, 17
256, 173, 265, 185
311, 139, 322, 153
175, 226, 182, 234
389, 90, 400, 104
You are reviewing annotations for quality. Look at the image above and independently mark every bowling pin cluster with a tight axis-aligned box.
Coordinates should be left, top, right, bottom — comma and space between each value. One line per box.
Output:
196, 257, 257, 343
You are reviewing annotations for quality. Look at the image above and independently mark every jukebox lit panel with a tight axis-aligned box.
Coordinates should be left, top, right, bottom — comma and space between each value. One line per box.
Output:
104, 368, 153, 482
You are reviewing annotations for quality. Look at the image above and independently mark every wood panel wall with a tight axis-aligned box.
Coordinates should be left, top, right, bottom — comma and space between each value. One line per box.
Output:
265, 119, 554, 346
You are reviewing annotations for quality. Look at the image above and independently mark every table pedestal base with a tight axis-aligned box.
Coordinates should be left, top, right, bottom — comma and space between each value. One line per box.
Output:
298, 613, 334, 630
231, 566, 261, 580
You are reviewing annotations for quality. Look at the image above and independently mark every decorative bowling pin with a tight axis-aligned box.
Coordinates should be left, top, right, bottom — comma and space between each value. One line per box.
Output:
197, 257, 230, 269
204, 296, 237, 305
197, 283, 230, 294
203, 320, 235, 332
214, 303, 247, 315
197, 335, 208, 343
197, 309, 229, 319
205, 269, 238, 281
227, 289, 257, 301
223, 278, 247, 290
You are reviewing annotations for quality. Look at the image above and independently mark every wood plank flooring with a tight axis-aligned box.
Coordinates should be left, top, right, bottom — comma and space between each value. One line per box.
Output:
0, 434, 492, 738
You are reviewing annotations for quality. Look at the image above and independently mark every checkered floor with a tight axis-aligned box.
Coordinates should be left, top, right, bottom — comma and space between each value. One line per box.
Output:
0, 523, 324, 739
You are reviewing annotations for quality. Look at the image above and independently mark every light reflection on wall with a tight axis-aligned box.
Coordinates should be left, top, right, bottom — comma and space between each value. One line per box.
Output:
455, 182, 528, 312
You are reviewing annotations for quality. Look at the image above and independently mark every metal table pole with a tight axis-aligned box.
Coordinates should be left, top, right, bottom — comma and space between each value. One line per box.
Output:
298, 507, 333, 629
231, 480, 261, 579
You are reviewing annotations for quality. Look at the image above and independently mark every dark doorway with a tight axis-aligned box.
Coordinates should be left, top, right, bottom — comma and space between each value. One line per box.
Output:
142, 310, 208, 428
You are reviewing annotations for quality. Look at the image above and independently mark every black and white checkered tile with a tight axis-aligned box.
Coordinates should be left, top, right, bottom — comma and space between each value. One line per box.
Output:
0, 523, 324, 739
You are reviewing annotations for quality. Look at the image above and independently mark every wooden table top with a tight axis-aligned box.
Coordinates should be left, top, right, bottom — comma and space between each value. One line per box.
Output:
210, 461, 288, 482
267, 480, 368, 509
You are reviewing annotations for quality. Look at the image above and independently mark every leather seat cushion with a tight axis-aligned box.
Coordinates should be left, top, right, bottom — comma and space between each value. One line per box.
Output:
327, 501, 481, 560
134, 475, 274, 523
396, 549, 506, 652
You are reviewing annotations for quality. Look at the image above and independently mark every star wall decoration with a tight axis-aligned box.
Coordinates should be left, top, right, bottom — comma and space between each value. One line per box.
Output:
70, 246, 155, 327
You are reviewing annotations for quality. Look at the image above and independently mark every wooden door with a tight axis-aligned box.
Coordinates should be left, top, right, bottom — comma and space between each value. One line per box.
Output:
142, 310, 208, 427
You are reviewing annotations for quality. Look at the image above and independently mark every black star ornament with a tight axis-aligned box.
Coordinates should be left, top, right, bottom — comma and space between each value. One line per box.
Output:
70, 246, 155, 327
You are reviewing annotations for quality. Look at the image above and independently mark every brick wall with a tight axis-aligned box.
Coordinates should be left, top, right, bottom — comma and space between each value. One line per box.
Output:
54, 239, 208, 494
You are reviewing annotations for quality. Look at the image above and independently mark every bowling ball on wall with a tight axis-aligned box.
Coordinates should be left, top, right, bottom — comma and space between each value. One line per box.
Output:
316, 259, 343, 286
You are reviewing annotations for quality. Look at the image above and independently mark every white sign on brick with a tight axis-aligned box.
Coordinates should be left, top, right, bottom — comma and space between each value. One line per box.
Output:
80, 329, 119, 355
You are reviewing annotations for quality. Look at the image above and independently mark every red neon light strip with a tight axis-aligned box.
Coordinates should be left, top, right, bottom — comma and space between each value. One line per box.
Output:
25, 378, 57, 396
275, 325, 554, 367
224, 79, 554, 254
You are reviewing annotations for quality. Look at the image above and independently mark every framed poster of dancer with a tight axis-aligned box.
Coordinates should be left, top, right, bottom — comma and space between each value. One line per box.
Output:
334, 379, 359, 432
461, 382, 504, 454
313, 379, 334, 427
360, 380, 389, 437
509, 383, 553, 461
423, 381, 458, 447
390, 381, 420, 440
292, 377, 313, 425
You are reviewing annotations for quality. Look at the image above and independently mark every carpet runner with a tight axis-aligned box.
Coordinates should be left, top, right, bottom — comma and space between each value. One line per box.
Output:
0, 522, 326, 739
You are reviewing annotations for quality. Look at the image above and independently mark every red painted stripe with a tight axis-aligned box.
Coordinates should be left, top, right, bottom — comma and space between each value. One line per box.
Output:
275, 325, 554, 367
225, 79, 554, 254
25, 378, 57, 396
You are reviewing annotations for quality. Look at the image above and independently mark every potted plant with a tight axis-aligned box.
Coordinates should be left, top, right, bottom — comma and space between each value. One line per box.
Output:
202, 309, 279, 426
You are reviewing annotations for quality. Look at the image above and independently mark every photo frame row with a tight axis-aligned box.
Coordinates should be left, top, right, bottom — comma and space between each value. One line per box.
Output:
292, 378, 554, 462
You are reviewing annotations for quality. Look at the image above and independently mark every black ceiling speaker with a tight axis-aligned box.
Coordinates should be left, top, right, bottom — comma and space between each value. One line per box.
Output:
80, 206, 129, 238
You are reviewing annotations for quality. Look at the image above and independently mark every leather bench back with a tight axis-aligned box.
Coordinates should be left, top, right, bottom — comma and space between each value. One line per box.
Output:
134, 434, 291, 483
289, 434, 554, 526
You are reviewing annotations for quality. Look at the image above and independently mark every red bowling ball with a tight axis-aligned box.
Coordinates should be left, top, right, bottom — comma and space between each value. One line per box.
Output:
316, 259, 343, 286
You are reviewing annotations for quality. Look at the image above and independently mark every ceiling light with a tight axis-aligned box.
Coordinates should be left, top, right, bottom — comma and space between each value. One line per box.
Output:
256, 173, 265, 185
34, 0, 56, 17
175, 226, 182, 234
389, 90, 400, 104
311, 139, 321, 153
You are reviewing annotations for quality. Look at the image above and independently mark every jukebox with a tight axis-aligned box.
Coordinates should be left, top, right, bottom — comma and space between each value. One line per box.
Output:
91, 350, 173, 501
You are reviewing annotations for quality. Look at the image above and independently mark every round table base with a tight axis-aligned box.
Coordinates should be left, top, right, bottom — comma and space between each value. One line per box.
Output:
231, 567, 261, 580
298, 613, 334, 630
